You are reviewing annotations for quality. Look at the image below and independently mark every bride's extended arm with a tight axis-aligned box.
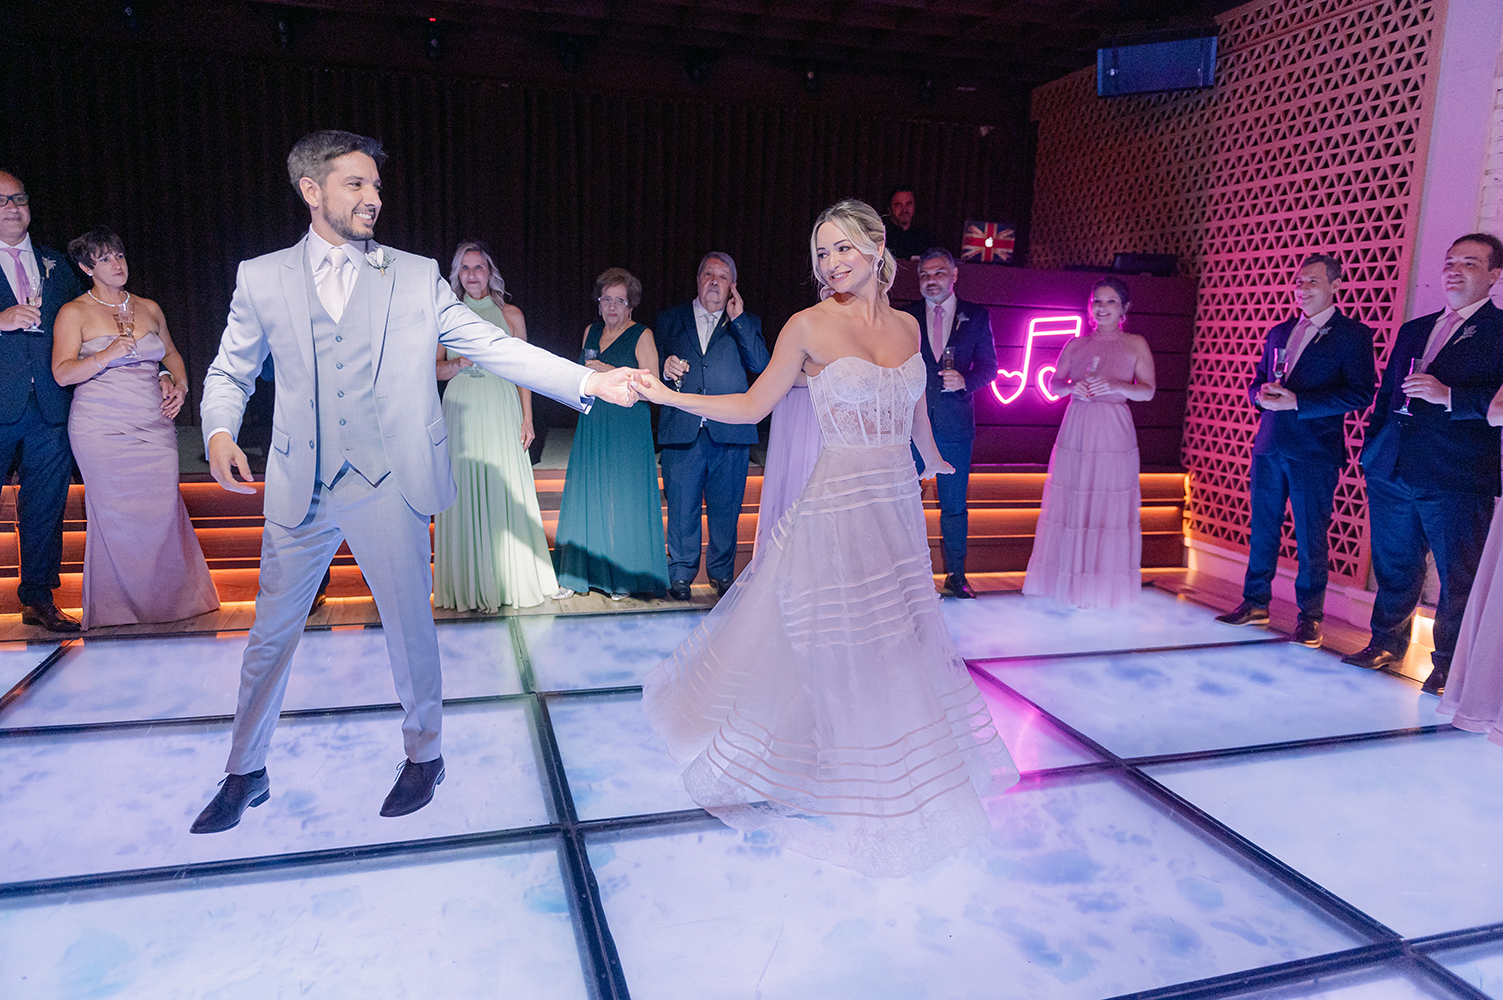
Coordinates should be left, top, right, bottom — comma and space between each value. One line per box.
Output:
911, 392, 955, 479
637, 313, 810, 423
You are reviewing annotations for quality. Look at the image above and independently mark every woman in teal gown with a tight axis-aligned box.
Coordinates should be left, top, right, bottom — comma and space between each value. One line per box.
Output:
554, 267, 669, 598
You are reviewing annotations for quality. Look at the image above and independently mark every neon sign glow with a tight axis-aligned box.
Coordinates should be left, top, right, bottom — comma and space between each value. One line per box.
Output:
990, 314, 1083, 405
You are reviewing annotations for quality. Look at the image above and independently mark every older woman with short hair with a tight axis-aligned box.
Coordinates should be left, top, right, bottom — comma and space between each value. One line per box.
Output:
553, 267, 668, 598
51, 227, 219, 628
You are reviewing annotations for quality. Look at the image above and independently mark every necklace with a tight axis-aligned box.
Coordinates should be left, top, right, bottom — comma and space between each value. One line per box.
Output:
86, 288, 130, 308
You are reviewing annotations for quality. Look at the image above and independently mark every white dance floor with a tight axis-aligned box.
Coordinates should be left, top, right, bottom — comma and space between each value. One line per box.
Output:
2, 587, 1500, 999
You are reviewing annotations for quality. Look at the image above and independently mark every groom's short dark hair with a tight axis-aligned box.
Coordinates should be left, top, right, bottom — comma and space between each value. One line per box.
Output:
287, 130, 388, 190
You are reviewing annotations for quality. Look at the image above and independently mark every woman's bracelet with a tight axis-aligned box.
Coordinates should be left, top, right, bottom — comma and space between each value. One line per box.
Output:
94, 356, 106, 372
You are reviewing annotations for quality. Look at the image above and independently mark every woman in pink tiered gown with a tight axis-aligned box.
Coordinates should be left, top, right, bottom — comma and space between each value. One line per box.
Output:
1024, 276, 1156, 609
637, 200, 1017, 879
51, 228, 219, 629
1438, 383, 1503, 740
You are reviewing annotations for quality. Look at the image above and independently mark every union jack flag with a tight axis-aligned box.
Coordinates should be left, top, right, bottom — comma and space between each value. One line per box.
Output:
961, 221, 1015, 264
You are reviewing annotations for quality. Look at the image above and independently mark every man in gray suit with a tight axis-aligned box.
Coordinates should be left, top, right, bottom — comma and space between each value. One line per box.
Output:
192, 131, 641, 833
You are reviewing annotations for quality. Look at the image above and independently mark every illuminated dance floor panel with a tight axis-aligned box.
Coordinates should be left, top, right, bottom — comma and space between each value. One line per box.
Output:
1, 588, 1497, 999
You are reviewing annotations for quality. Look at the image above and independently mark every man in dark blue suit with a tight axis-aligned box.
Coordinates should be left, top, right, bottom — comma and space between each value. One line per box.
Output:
1215, 253, 1376, 647
1341, 233, 1503, 695
656, 252, 771, 599
0, 171, 82, 632
905, 248, 997, 599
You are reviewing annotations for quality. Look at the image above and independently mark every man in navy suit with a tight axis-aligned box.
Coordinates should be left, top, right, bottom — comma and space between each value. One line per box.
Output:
1215, 253, 1376, 647
1342, 233, 1503, 695
0, 172, 82, 633
656, 252, 771, 599
905, 248, 997, 599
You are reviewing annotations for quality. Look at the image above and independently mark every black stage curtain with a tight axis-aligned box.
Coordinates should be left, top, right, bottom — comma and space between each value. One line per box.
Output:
5, 42, 1026, 426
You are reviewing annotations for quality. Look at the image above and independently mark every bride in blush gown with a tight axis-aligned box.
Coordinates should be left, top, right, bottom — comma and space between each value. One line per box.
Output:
636, 200, 1018, 879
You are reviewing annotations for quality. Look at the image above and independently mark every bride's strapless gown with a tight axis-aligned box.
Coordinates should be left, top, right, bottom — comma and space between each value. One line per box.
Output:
643, 353, 1019, 879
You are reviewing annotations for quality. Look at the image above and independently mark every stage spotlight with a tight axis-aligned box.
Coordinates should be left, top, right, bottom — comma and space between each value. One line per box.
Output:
425, 18, 441, 61
122, 3, 141, 29
558, 34, 584, 73
274, 12, 293, 49
918, 75, 935, 104
685, 48, 711, 85
803, 62, 820, 94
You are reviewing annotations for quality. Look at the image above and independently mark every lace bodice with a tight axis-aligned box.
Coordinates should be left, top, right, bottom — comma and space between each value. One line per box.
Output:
808, 353, 925, 448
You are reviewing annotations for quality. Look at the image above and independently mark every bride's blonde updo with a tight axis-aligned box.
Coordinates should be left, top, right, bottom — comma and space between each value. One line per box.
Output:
809, 198, 898, 296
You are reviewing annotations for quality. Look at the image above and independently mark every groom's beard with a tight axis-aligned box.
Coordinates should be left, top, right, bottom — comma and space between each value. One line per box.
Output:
323, 203, 378, 243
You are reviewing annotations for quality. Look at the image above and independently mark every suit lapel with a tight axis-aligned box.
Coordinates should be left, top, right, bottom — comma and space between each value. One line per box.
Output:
365, 245, 395, 379
281, 237, 316, 379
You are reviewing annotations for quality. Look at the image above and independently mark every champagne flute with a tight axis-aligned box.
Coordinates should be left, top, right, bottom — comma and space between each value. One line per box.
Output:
114, 302, 140, 359
1271, 347, 1289, 386
23, 284, 43, 333
940, 345, 957, 391
1395, 358, 1424, 415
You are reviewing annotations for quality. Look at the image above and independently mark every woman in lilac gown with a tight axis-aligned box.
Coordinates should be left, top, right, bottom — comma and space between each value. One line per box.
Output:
1438, 383, 1503, 742
637, 200, 1017, 879
51, 228, 218, 629
1024, 276, 1155, 608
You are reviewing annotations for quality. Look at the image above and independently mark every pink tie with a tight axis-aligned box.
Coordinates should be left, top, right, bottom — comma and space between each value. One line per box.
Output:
932, 303, 945, 359
1284, 317, 1312, 372
1420, 311, 1463, 369
1, 247, 31, 304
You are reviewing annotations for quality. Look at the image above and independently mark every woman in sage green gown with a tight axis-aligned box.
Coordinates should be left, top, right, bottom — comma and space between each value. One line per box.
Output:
554, 268, 669, 598
433, 241, 562, 611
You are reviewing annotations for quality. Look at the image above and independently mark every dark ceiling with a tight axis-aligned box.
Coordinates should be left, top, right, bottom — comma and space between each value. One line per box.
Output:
265, 0, 1242, 87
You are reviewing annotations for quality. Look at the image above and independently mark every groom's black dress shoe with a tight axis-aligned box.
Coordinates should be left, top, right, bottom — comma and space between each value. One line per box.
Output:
190, 768, 270, 834
21, 601, 80, 633
1214, 602, 1269, 628
380, 756, 445, 817
1420, 664, 1449, 697
710, 577, 734, 597
668, 580, 692, 601
944, 574, 977, 599
1341, 644, 1401, 670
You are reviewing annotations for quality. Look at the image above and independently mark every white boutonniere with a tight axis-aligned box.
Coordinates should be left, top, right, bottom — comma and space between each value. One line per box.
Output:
1311, 325, 1330, 345
40, 256, 57, 281
1456, 325, 1477, 342
955, 312, 969, 325
365, 247, 394, 276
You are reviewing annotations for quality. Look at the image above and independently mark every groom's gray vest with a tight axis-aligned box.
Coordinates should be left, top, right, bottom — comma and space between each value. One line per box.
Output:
305, 265, 390, 488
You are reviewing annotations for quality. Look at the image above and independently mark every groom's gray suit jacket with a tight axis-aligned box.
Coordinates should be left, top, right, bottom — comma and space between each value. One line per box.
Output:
202, 236, 592, 527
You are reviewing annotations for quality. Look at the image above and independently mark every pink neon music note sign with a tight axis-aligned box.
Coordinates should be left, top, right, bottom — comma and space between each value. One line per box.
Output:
990, 314, 1083, 404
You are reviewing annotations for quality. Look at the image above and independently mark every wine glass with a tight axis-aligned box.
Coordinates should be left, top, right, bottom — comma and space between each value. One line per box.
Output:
1271, 347, 1289, 386
940, 345, 957, 391
114, 302, 140, 359
23, 285, 43, 333
1395, 358, 1424, 415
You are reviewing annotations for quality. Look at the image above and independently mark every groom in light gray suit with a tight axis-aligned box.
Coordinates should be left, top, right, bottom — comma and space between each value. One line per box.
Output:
192, 131, 642, 833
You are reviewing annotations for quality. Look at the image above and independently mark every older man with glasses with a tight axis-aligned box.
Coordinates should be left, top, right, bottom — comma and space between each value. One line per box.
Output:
0, 172, 83, 632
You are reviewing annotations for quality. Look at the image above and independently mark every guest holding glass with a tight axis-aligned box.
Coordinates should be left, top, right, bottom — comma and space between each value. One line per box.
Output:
553, 268, 669, 599
433, 241, 563, 611
1342, 234, 1503, 696
51, 228, 219, 628
1024, 276, 1155, 608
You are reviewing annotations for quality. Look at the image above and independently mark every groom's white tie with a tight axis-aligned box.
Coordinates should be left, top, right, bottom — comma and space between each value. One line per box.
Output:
317, 246, 350, 323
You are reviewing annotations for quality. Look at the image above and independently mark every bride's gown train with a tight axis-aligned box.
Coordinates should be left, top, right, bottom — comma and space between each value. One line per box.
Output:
643, 353, 1018, 878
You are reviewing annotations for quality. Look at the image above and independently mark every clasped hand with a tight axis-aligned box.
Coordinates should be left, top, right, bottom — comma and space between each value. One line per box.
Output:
1071, 375, 1112, 399
159, 375, 187, 419
584, 367, 647, 407
1257, 383, 1297, 411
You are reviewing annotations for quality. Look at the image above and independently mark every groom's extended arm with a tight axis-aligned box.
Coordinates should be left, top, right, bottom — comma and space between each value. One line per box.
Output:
430, 265, 639, 408
201, 260, 269, 494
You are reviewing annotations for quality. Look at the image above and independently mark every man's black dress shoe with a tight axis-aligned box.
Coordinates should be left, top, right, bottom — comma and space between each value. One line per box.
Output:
1420, 664, 1449, 696
20, 601, 81, 633
944, 574, 977, 599
190, 768, 270, 834
668, 580, 692, 601
1291, 618, 1322, 648
380, 756, 445, 817
710, 577, 733, 597
1214, 602, 1270, 627
1341, 644, 1401, 670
